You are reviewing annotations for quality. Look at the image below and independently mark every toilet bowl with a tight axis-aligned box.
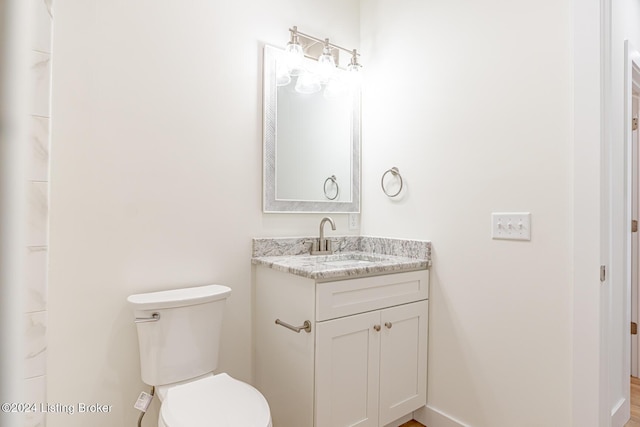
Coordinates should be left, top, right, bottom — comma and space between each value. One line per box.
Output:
127, 285, 271, 427
157, 374, 271, 427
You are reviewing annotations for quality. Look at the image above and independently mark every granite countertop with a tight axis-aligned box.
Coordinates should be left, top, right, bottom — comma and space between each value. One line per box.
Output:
251, 236, 431, 281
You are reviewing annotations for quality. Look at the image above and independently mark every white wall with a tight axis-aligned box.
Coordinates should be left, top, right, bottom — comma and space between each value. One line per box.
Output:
48, 1, 640, 426
47, 1, 359, 426
359, 1, 573, 426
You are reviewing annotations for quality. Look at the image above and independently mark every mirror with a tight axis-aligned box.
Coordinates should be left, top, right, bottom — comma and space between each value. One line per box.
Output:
263, 45, 361, 213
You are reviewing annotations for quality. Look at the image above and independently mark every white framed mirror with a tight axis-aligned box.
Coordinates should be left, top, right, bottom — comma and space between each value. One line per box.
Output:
263, 45, 361, 213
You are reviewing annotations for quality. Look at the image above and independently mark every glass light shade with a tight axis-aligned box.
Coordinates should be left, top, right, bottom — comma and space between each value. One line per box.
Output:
347, 62, 362, 87
347, 62, 362, 73
275, 61, 291, 87
295, 72, 321, 94
285, 43, 304, 76
276, 73, 291, 87
317, 49, 336, 83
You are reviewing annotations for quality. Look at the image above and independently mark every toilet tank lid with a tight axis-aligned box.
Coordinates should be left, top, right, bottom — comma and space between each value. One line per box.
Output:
127, 285, 231, 310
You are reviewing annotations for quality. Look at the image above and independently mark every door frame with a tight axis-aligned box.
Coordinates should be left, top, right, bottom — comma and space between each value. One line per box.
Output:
630, 45, 640, 378
631, 57, 639, 378
571, 1, 610, 425
610, 40, 640, 427
624, 40, 640, 375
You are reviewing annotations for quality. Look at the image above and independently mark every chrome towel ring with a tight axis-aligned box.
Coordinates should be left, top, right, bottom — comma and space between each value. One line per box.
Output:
381, 167, 403, 197
323, 175, 339, 200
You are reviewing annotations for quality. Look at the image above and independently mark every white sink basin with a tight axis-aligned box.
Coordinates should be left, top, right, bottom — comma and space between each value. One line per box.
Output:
322, 259, 374, 267
298, 253, 387, 268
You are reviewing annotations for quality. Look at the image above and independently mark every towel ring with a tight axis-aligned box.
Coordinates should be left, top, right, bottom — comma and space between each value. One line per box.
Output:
381, 167, 403, 197
323, 175, 339, 200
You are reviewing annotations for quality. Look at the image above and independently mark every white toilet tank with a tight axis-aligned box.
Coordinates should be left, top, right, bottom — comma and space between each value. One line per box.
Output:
127, 284, 231, 387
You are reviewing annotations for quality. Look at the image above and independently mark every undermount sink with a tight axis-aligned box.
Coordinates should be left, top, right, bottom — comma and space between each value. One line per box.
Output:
299, 252, 387, 267
322, 259, 374, 267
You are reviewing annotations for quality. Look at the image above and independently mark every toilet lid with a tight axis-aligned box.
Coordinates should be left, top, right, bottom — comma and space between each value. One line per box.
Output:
160, 373, 271, 427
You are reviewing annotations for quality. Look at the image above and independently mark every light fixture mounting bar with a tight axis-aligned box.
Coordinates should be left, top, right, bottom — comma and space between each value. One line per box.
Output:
289, 27, 360, 57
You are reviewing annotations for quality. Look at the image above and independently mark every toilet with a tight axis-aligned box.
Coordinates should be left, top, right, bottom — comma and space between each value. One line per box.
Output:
127, 284, 271, 427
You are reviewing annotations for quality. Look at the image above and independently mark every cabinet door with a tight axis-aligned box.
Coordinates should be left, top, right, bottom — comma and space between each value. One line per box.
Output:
379, 300, 428, 426
315, 310, 380, 427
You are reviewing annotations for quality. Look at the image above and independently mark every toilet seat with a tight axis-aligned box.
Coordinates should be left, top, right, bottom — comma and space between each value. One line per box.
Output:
159, 373, 271, 427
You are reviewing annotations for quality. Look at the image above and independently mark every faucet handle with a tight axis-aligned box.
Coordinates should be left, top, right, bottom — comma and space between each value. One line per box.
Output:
304, 239, 319, 254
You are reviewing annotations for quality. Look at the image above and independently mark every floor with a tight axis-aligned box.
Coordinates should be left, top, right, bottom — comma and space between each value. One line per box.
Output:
403, 377, 640, 427
399, 421, 425, 427
626, 376, 640, 427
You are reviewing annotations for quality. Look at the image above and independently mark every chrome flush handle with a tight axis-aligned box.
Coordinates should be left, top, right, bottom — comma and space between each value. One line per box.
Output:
134, 313, 161, 323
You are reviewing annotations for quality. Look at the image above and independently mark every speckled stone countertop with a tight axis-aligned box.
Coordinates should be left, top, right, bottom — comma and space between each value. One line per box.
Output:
251, 236, 431, 281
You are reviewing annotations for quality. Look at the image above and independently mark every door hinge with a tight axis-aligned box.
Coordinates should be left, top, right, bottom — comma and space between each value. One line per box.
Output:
600, 265, 606, 282
633, 117, 638, 131
633, 322, 638, 335
633, 220, 638, 232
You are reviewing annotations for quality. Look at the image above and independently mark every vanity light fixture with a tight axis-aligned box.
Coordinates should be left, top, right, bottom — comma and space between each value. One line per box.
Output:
346, 49, 362, 87
283, 26, 362, 94
317, 39, 337, 82
285, 26, 304, 76
347, 49, 362, 73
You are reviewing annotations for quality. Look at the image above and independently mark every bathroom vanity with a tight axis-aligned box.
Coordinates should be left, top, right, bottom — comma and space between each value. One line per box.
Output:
252, 237, 431, 427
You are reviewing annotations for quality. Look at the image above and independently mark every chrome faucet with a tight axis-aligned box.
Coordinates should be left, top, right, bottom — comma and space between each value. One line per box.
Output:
311, 217, 336, 255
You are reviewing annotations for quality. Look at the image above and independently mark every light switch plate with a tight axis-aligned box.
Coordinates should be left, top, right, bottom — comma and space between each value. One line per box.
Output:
491, 212, 531, 241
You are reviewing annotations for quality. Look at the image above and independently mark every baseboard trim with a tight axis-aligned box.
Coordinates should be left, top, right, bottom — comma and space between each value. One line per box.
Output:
413, 405, 467, 427
610, 396, 629, 427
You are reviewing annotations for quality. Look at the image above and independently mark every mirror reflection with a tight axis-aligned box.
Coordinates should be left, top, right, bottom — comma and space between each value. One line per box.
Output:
275, 77, 352, 201
263, 45, 361, 213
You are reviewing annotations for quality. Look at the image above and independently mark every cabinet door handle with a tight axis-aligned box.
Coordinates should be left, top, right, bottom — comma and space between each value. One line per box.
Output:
385, 322, 393, 329
373, 324, 381, 332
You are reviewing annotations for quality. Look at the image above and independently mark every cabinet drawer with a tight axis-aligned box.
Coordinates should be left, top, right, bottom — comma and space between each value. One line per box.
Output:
316, 270, 428, 321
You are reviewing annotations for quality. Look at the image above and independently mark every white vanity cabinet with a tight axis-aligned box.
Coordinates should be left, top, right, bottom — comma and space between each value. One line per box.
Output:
254, 266, 429, 427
